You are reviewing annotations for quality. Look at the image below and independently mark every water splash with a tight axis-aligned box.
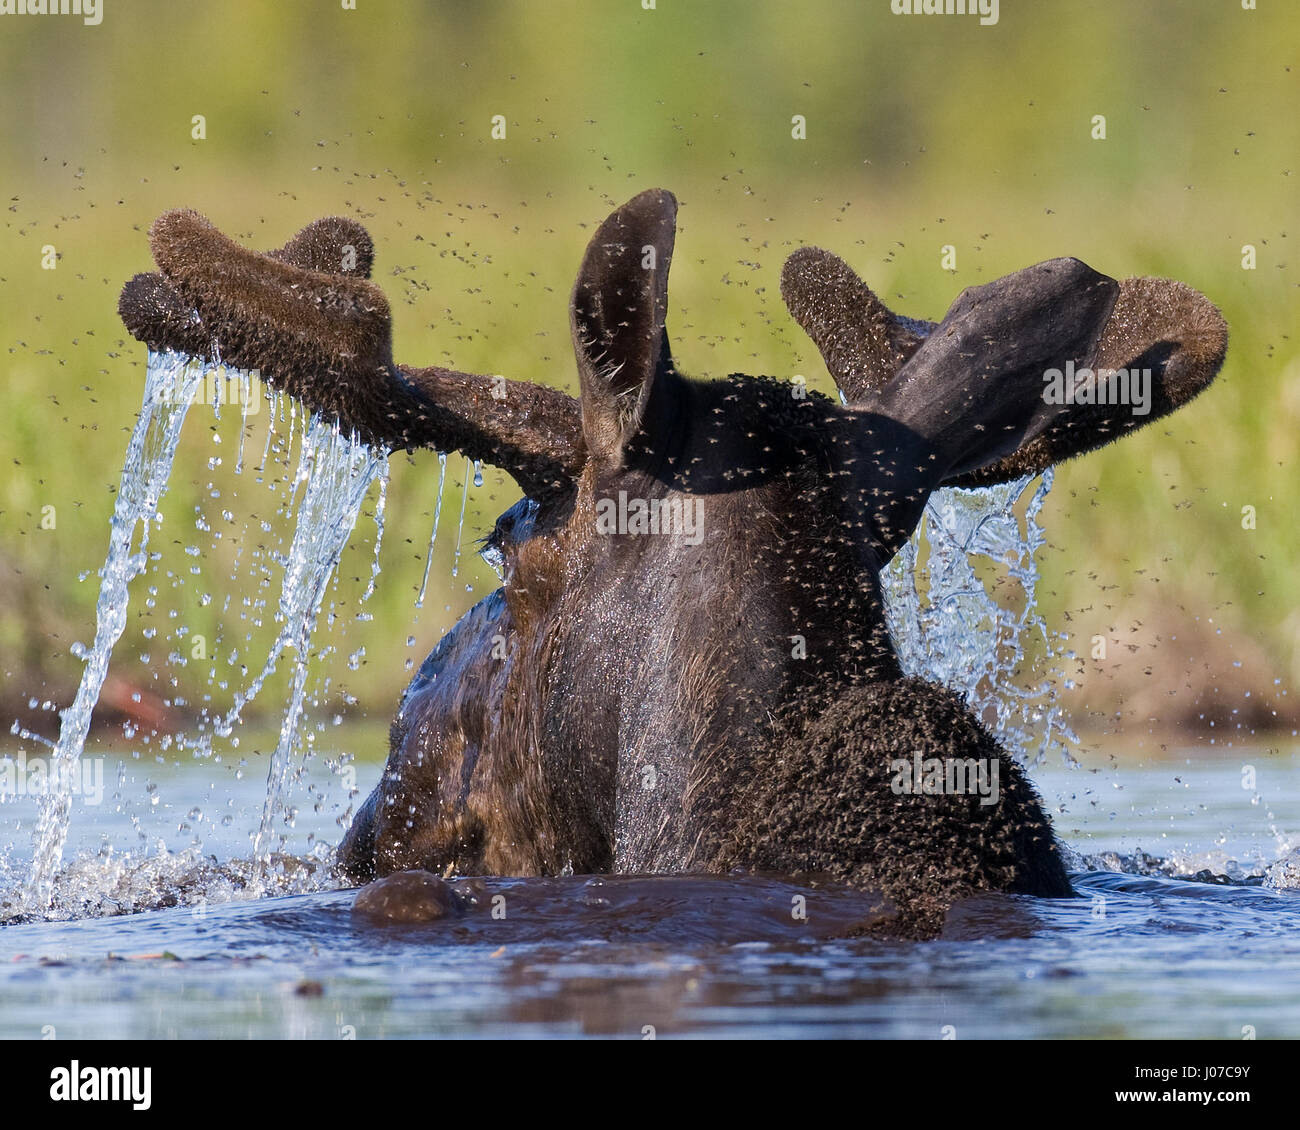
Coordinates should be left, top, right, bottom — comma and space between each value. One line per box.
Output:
1265, 848, 1300, 891
881, 471, 1077, 767
6, 844, 339, 924
23, 351, 205, 911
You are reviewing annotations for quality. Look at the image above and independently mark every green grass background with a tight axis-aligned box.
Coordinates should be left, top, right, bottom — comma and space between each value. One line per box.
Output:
0, 0, 1295, 755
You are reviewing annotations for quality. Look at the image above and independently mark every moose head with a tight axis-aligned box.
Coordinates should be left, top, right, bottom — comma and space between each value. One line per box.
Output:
120, 189, 1226, 934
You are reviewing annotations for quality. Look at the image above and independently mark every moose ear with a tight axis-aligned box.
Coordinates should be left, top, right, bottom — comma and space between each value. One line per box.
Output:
944, 275, 1228, 486
571, 189, 678, 467
781, 247, 934, 402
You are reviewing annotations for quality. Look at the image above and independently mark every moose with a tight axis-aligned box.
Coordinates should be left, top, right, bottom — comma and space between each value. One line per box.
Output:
119, 190, 1227, 934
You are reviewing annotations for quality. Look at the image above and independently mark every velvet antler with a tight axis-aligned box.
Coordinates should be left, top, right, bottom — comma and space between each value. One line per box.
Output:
119, 211, 584, 501
782, 248, 1227, 487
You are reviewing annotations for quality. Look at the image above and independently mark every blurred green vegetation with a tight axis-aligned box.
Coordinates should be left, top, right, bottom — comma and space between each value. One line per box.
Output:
0, 0, 1296, 750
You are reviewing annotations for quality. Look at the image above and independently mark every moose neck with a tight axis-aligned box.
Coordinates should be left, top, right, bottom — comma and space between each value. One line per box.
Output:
552, 373, 920, 869
605, 372, 918, 696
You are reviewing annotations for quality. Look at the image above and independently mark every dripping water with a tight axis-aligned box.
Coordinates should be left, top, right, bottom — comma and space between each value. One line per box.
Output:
247, 416, 386, 888
415, 452, 449, 609
235, 370, 257, 475
451, 456, 471, 580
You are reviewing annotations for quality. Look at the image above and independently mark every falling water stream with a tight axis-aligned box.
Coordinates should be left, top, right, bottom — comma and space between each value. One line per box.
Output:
23, 352, 206, 912
245, 415, 387, 890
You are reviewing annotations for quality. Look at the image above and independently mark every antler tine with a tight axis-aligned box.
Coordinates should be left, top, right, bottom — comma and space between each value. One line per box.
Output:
780, 246, 934, 402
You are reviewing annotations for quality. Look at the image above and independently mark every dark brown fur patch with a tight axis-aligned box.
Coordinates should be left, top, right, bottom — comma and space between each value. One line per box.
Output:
714, 677, 1072, 935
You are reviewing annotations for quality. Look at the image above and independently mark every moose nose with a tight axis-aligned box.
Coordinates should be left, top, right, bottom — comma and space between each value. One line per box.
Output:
337, 790, 380, 883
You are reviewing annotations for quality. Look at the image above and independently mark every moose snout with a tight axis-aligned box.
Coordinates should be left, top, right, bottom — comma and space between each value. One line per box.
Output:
337, 780, 459, 884
337, 789, 380, 883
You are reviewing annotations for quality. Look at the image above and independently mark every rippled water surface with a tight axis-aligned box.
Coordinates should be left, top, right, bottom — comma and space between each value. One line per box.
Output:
1, 745, 1297, 1039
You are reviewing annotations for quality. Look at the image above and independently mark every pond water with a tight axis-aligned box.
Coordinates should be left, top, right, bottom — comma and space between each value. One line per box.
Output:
0, 743, 1296, 1039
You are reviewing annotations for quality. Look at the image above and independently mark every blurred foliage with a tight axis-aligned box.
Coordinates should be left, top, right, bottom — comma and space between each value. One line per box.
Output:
0, 0, 1296, 749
